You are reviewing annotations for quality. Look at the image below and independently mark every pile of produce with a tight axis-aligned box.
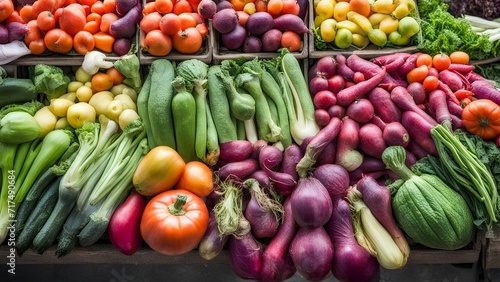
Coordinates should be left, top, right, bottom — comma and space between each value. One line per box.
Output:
2, 45, 500, 282
203, 0, 309, 53
139, 0, 209, 56
313, 0, 421, 49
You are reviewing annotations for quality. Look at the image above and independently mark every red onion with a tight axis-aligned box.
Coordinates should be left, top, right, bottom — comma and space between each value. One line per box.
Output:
243, 179, 283, 239
290, 177, 333, 228
314, 164, 350, 201
247, 170, 271, 190
260, 197, 297, 282
0, 24, 8, 44
219, 140, 254, 163
260, 144, 296, 196
218, 159, 259, 181
279, 144, 302, 181
228, 218, 263, 280
326, 199, 379, 282
289, 227, 334, 281
6, 22, 28, 42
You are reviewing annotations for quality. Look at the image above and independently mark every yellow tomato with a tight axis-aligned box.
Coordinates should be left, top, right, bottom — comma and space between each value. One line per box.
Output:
320, 18, 337, 42
315, 0, 335, 19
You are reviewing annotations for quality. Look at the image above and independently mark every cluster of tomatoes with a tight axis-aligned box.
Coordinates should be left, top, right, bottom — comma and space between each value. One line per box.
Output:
4, 0, 140, 55
139, 0, 209, 56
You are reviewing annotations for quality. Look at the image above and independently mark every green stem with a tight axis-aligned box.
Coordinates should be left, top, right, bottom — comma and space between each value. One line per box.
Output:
168, 195, 187, 216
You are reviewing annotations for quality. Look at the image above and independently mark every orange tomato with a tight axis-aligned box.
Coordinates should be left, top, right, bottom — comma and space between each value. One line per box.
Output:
231, 0, 254, 11
159, 13, 180, 35
432, 53, 451, 71
0, 0, 15, 22
100, 12, 119, 33
44, 28, 74, 53
175, 161, 214, 198
74, 30, 96, 54
416, 53, 433, 68
267, 0, 283, 17
106, 67, 125, 85
195, 22, 208, 37
422, 75, 439, 91
141, 29, 173, 56
24, 19, 44, 46
140, 11, 162, 34
449, 51, 470, 65
19, 5, 36, 22
140, 189, 209, 256
36, 10, 57, 31
406, 65, 429, 84
133, 146, 186, 196
281, 30, 301, 52
6, 10, 26, 24
281, 0, 299, 15
102, 0, 116, 13
91, 0, 105, 14
28, 38, 47, 55
58, 3, 87, 36
142, 1, 157, 15
155, 0, 174, 14
178, 12, 197, 29
173, 0, 193, 14
91, 72, 114, 92
172, 27, 202, 54
349, 0, 371, 17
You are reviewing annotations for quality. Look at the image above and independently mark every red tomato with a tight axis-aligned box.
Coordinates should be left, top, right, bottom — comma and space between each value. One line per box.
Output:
140, 189, 209, 256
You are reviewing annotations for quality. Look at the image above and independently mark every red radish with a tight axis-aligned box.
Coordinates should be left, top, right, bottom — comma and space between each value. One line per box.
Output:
280, 144, 302, 181
353, 72, 365, 83
428, 67, 439, 77
248, 170, 271, 190
406, 82, 426, 105
370, 115, 387, 130
219, 140, 254, 163
346, 98, 375, 123
447, 63, 475, 75
336, 68, 386, 106
438, 81, 461, 105
244, 179, 282, 239
328, 104, 346, 119
383, 121, 410, 147
309, 76, 329, 96
296, 117, 342, 178
108, 191, 147, 256
336, 54, 355, 81
260, 197, 298, 282
228, 219, 263, 280
336, 118, 363, 171
259, 145, 283, 170
359, 123, 387, 159
402, 111, 438, 156
356, 176, 410, 261
325, 199, 379, 282
315, 56, 337, 78
390, 86, 438, 126
406, 140, 428, 160
219, 159, 259, 181
367, 87, 402, 123
198, 210, 229, 260
315, 109, 331, 127
380, 72, 408, 91
289, 227, 334, 281
346, 54, 381, 78
451, 115, 465, 130
313, 89, 337, 109
251, 139, 268, 159
467, 71, 485, 83
315, 140, 336, 167
372, 53, 410, 72
428, 89, 452, 130
397, 52, 420, 77
290, 177, 333, 228
405, 149, 418, 167
471, 80, 500, 105
348, 156, 387, 181
328, 74, 346, 93
438, 70, 463, 92
314, 164, 350, 201
345, 81, 356, 88
272, 14, 309, 34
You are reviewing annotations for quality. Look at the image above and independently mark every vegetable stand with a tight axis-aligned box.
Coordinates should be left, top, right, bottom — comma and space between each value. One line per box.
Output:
2, 0, 500, 280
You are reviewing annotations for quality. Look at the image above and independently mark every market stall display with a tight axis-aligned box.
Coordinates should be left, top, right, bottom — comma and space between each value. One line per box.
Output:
1, 0, 500, 281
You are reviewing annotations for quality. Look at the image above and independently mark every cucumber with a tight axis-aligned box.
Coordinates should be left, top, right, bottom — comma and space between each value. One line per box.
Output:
147, 60, 176, 149
137, 67, 155, 147
0, 78, 37, 107
172, 78, 196, 163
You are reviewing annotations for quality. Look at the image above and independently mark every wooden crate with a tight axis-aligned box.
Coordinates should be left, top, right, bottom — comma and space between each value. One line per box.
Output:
482, 224, 500, 269
308, 0, 420, 59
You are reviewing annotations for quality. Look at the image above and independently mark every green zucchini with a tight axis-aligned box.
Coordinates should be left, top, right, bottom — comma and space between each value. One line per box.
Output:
147, 59, 176, 149
16, 176, 61, 256
207, 65, 237, 143
0, 78, 37, 107
15, 168, 57, 236
137, 66, 155, 148
171, 77, 196, 163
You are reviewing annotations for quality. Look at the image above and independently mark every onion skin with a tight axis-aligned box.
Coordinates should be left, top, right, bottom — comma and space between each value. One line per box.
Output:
218, 159, 259, 181
260, 197, 297, 282
289, 227, 333, 281
326, 199, 379, 282
280, 144, 302, 181
244, 190, 279, 239
219, 140, 254, 163
228, 231, 263, 280
314, 164, 350, 201
290, 177, 333, 228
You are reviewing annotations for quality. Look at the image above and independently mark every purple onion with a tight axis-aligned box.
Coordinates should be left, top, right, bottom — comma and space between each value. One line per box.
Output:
218, 159, 259, 181
219, 140, 254, 163
228, 218, 263, 280
314, 164, 350, 201
280, 144, 302, 181
198, 210, 229, 260
290, 177, 333, 228
6, 22, 28, 42
0, 24, 9, 44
